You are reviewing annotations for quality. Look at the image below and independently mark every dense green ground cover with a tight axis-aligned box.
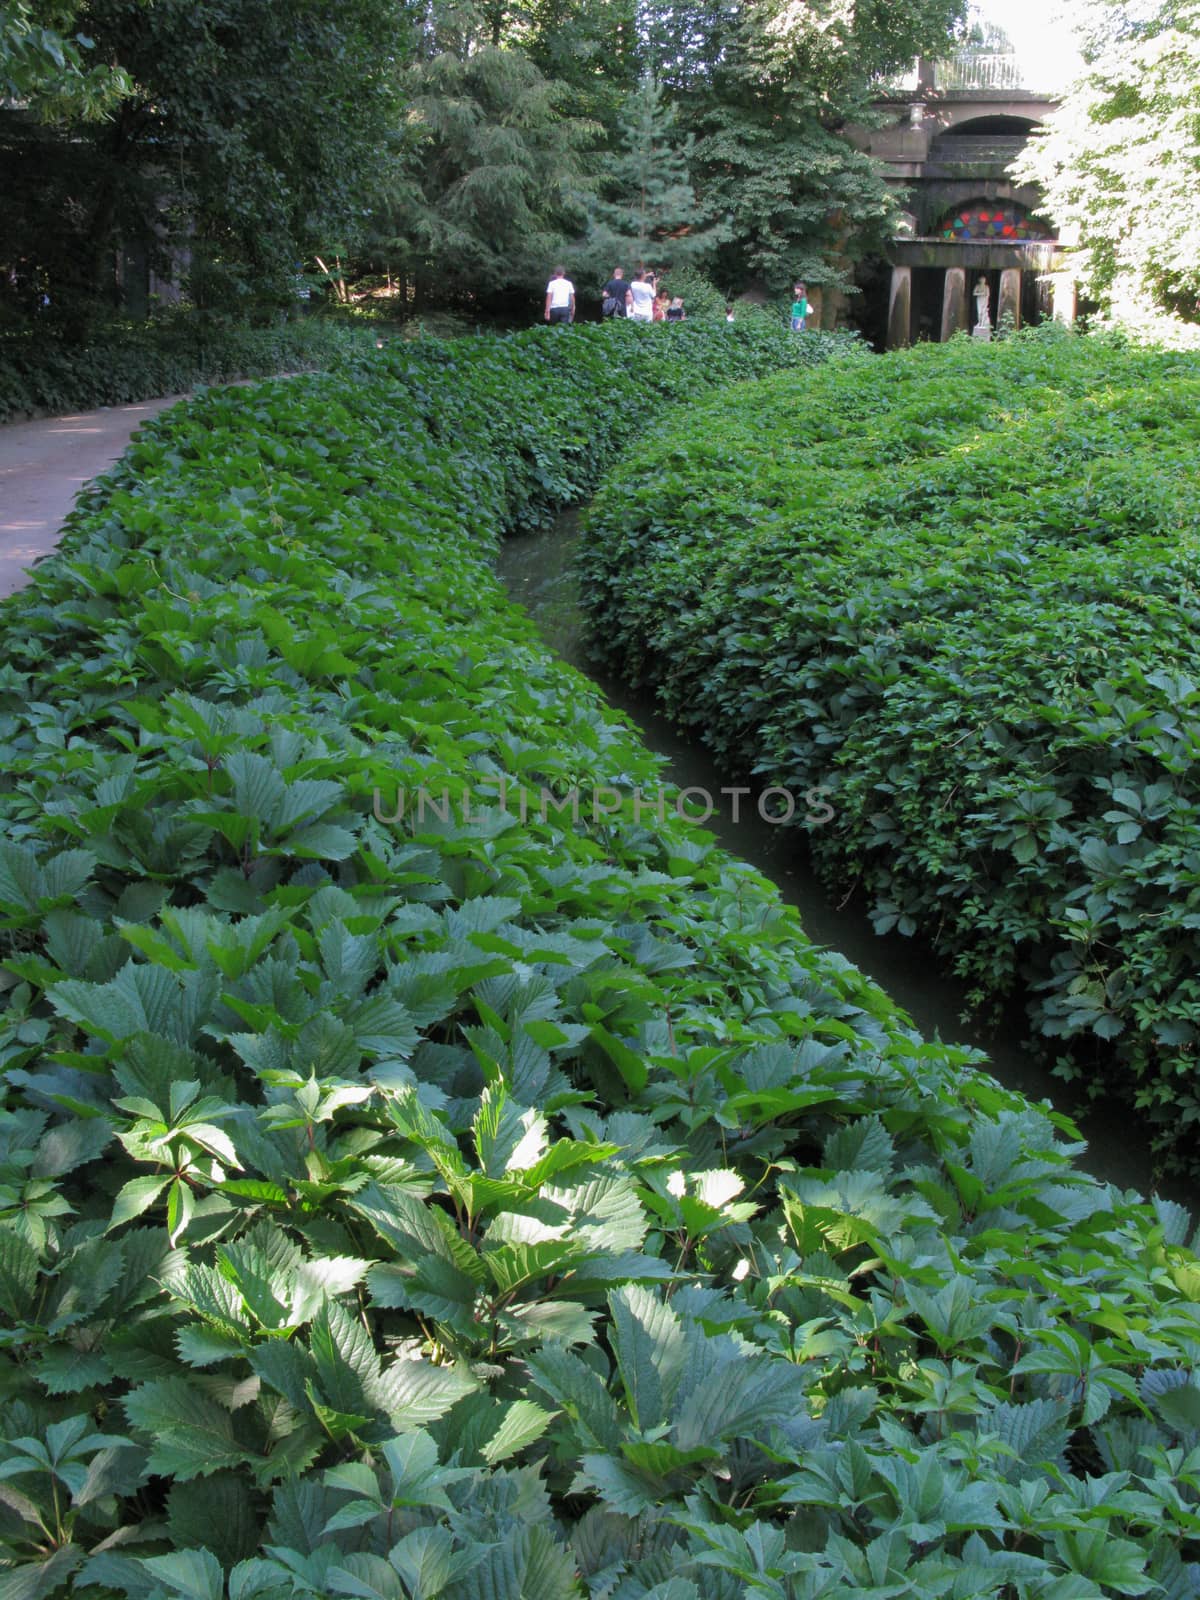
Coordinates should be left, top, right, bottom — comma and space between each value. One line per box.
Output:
0, 320, 379, 423
580, 331, 1200, 1161
3, 324, 1200, 1600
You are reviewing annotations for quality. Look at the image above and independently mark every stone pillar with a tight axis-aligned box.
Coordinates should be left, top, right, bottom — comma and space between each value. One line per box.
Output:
887, 266, 911, 349
1051, 275, 1077, 327
940, 267, 968, 342
998, 268, 1022, 331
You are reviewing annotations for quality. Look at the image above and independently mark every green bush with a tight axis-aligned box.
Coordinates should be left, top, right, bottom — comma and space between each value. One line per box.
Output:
655, 265, 727, 320
2, 322, 1200, 1600
580, 330, 1200, 1162
0, 316, 378, 422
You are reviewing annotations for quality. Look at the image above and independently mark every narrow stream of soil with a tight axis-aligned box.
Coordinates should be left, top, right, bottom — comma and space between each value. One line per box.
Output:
497, 509, 1171, 1199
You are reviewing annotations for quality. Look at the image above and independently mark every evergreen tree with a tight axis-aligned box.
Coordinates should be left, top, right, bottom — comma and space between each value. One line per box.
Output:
383, 42, 596, 304
578, 74, 727, 280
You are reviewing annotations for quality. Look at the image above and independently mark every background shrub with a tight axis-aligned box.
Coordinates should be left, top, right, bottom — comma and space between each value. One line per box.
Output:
0, 316, 379, 422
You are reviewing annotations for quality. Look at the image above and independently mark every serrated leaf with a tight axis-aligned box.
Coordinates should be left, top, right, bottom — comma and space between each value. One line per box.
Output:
108, 1174, 171, 1232
0, 1228, 39, 1318
167, 1476, 262, 1569
481, 1399, 558, 1465
124, 1378, 249, 1481
389, 1526, 487, 1599
373, 1355, 478, 1430
141, 1547, 226, 1600
608, 1286, 687, 1433
33, 1347, 114, 1395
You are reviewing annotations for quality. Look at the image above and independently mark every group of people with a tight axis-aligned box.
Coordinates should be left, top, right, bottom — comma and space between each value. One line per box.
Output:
542, 265, 685, 324
543, 265, 815, 329
600, 267, 686, 323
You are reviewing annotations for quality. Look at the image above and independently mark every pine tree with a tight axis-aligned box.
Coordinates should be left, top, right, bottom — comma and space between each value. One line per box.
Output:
578, 74, 728, 280
384, 42, 595, 304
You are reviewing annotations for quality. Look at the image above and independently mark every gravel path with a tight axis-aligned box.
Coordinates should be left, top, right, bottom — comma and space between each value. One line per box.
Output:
0, 394, 186, 598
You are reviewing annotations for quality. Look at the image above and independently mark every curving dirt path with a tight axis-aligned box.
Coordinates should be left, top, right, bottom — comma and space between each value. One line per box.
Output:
0, 394, 188, 599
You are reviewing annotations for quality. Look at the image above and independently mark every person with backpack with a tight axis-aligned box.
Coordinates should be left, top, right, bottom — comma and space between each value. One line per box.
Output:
601, 268, 630, 318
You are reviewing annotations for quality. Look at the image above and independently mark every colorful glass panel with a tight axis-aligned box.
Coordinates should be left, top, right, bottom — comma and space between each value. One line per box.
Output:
938, 206, 1052, 241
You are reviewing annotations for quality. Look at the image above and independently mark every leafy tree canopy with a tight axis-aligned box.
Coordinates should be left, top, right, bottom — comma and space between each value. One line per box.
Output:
0, 0, 130, 118
676, 0, 966, 292
0, 0, 410, 326
1018, 0, 1200, 327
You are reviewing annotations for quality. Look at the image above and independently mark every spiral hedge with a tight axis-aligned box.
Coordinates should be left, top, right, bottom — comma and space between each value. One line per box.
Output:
1, 323, 1200, 1600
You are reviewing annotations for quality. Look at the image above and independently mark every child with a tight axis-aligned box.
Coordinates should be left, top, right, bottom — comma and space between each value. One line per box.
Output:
666, 296, 685, 321
790, 281, 810, 332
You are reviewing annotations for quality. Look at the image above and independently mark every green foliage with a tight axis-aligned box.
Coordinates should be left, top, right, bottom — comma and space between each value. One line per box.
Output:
1017, 0, 1200, 334
384, 42, 594, 303
0, 0, 130, 118
574, 75, 728, 285
0, 317, 376, 423
581, 329, 1200, 1165
3, 321, 1199, 1598
0, 0, 409, 327
647, 0, 968, 293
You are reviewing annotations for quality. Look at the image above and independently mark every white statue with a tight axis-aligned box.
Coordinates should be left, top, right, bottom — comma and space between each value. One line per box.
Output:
972, 276, 992, 339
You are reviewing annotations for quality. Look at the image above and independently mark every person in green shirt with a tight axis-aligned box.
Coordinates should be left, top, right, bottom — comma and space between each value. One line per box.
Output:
790, 281, 810, 331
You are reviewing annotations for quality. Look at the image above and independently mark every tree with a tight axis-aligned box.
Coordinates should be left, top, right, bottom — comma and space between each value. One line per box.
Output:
376, 4, 598, 307
505, 0, 643, 125
677, 0, 967, 293
0, 0, 410, 328
1017, 0, 1200, 325
0, 1, 129, 118
577, 74, 728, 281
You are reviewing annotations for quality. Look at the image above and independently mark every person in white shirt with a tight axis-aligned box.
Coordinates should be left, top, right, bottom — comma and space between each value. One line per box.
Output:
627, 269, 655, 322
544, 267, 575, 324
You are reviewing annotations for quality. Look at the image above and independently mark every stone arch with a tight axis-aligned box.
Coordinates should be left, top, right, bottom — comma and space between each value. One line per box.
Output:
945, 113, 1040, 136
928, 100, 1052, 134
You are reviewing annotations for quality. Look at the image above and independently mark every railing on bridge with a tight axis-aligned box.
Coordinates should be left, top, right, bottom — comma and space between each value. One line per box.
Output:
935, 51, 1024, 90
876, 52, 1046, 94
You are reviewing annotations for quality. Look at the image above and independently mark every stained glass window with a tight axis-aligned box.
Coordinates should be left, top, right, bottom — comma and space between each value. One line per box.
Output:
938, 206, 1052, 241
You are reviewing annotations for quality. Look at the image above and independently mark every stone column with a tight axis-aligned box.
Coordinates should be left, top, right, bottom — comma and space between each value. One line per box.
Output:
940, 267, 968, 342
887, 266, 911, 349
1051, 275, 1077, 326
998, 268, 1022, 331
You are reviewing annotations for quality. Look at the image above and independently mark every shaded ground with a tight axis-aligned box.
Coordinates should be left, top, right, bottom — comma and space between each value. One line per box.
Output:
0, 394, 185, 597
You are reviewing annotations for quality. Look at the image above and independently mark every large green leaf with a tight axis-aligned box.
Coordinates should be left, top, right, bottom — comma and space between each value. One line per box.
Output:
123, 1378, 250, 1480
